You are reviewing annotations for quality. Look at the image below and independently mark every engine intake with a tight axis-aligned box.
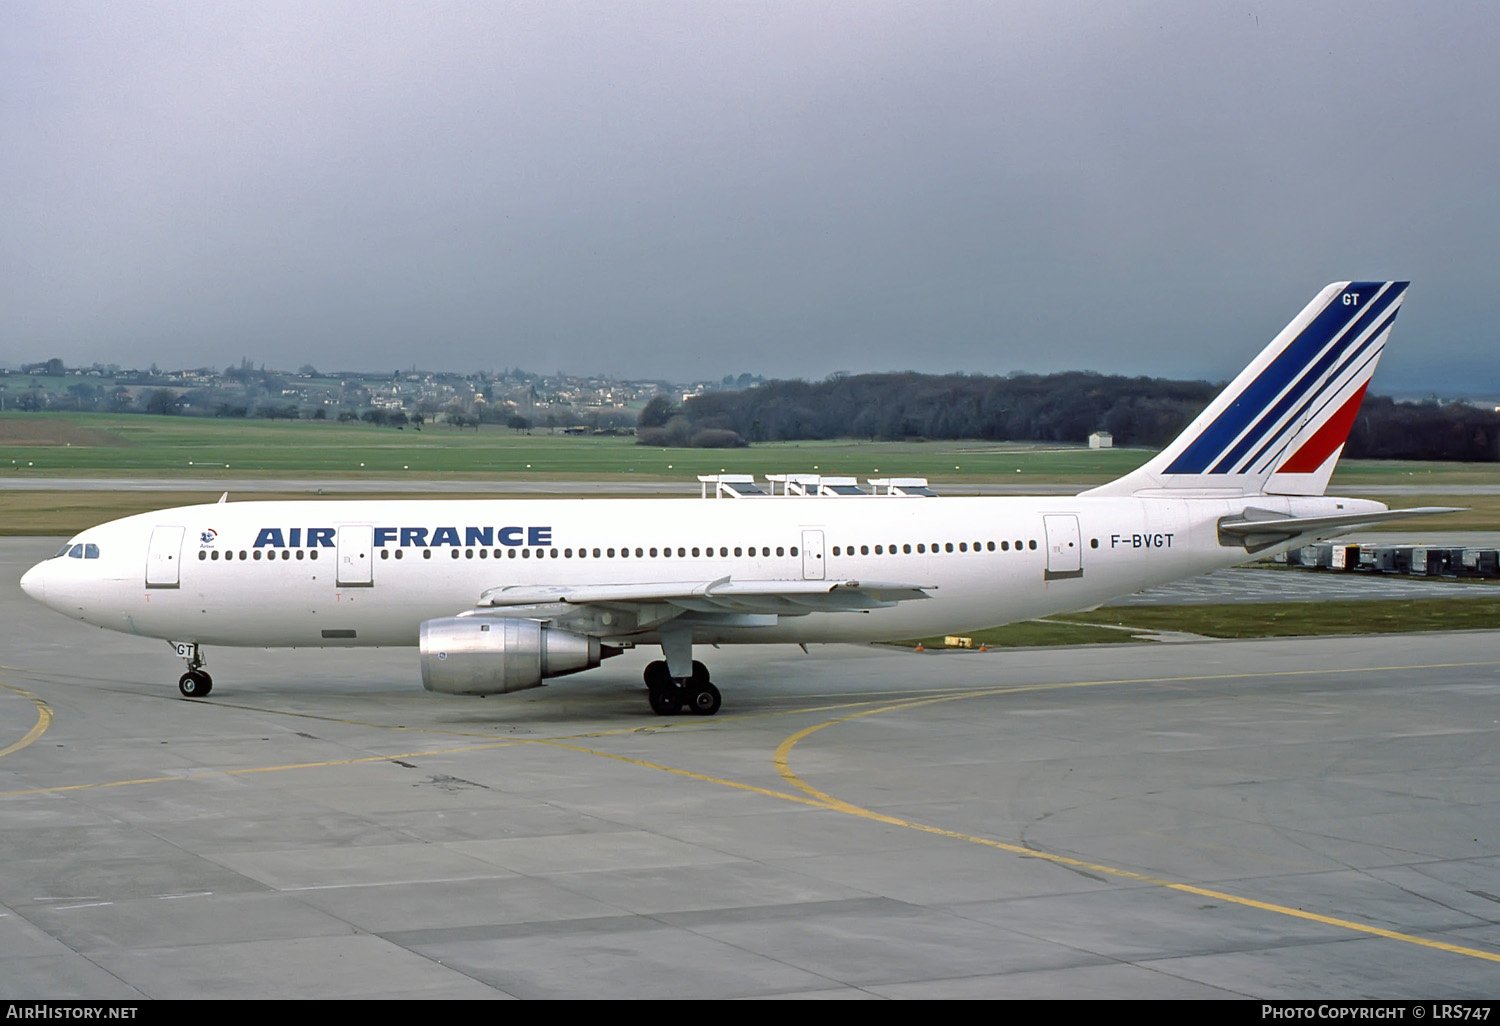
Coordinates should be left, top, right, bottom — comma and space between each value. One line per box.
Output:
420, 617, 609, 695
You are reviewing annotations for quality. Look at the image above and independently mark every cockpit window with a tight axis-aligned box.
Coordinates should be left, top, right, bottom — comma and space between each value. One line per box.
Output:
52, 541, 100, 559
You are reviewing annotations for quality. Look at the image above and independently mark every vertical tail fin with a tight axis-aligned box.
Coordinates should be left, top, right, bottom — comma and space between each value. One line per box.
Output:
1084, 281, 1408, 497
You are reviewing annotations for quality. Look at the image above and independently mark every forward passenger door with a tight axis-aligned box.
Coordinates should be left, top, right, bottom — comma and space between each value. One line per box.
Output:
145, 525, 185, 589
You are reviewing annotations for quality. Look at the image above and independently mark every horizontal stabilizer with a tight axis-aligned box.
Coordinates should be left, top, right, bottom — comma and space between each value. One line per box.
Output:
1218, 506, 1464, 552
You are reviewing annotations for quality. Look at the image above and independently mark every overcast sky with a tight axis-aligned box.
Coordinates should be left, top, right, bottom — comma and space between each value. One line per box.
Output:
3, 1, 1496, 385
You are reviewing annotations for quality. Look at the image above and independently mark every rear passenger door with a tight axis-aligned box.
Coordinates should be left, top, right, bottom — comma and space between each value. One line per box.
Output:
1043, 515, 1083, 581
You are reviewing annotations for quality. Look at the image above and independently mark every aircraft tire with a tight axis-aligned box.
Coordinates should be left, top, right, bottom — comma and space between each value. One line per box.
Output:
686, 682, 721, 716
648, 686, 682, 716
643, 661, 670, 689
179, 671, 212, 698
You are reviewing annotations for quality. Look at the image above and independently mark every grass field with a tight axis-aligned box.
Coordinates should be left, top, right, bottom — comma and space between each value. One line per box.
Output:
0, 412, 1493, 535
895, 594, 1500, 649
3, 411, 1497, 482
0, 413, 1154, 480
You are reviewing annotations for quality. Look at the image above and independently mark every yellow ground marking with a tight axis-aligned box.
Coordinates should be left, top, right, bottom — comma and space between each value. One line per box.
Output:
0, 739, 536, 798
772, 666, 1500, 966
0, 679, 53, 759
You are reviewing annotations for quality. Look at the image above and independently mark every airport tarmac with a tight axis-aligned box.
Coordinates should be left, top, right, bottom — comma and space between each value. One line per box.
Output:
2, 536, 1499, 999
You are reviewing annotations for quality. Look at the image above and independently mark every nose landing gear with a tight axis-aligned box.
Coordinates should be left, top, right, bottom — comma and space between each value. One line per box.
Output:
171, 641, 213, 698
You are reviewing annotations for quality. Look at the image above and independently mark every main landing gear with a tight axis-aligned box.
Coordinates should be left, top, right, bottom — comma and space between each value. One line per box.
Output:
643, 625, 721, 716
172, 641, 213, 698
643, 660, 721, 716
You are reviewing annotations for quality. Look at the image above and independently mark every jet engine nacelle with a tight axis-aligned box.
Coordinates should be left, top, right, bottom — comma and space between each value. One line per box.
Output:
419, 617, 605, 695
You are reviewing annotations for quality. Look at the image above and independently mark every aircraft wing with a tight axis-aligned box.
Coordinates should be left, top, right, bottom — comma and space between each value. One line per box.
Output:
477, 577, 934, 615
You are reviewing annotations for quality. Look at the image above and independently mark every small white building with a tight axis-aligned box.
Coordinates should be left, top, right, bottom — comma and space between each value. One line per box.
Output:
1088, 431, 1113, 449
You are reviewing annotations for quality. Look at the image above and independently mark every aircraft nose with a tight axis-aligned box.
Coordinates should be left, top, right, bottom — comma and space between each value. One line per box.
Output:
19, 562, 46, 603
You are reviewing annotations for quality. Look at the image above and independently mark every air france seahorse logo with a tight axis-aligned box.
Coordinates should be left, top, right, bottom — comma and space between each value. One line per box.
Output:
200, 529, 218, 547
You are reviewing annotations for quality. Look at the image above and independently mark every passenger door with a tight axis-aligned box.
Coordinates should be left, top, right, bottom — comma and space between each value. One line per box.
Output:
801, 529, 826, 580
1043, 514, 1083, 581
337, 524, 374, 587
145, 525, 185, 589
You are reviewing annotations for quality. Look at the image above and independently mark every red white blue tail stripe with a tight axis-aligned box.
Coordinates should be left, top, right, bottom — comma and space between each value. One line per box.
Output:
1087, 282, 1408, 497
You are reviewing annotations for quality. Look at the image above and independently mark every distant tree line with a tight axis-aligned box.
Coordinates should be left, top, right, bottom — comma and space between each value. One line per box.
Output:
635, 372, 1500, 462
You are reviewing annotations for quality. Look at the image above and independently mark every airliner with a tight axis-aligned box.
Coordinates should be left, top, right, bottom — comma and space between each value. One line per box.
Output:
19, 282, 1454, 715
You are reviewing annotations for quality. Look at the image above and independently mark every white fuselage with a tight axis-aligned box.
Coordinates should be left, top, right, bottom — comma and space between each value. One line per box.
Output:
20, 491, 1377, 649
